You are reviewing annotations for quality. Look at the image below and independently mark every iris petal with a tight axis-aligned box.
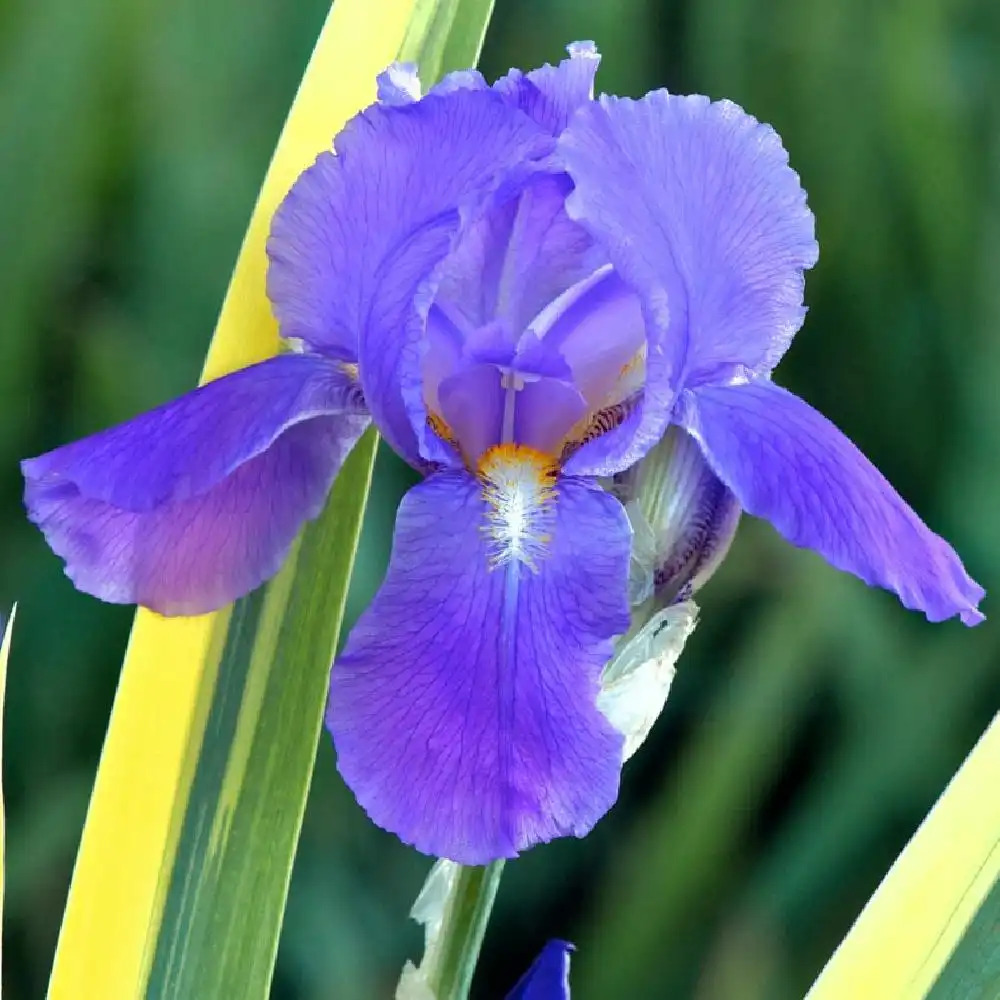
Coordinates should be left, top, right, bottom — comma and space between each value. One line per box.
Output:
528, 267, 647, 475
376, 62, 421, 105
514, 378, 588, 455
437, 364, 504, 463
495, 39, 601, 136
679, 380, 984, 624
268, 88, 554, 466
22, 354, 367, 615
436, 172, 605, 341
328, 468, 631, 863
542, 276, 643, 405
559, 90, 819, 462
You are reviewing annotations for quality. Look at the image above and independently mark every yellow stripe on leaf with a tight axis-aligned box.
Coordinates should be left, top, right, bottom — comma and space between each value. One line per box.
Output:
807, 711, 1000, 1000
47, 3, 417, 998
0, 605, 14, 985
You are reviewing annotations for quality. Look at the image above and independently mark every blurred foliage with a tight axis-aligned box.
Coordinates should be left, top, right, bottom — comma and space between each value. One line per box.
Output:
0, 0, 997, 997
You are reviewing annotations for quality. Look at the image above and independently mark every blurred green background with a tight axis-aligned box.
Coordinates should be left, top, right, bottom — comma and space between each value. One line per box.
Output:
1, 0, 998, 996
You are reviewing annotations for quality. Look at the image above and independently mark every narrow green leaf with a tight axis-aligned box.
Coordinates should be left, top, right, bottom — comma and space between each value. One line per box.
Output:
399, 0, 496, 80
146, 428, 378, 997
400, 860, 506, 1000
0, 605, 14, 985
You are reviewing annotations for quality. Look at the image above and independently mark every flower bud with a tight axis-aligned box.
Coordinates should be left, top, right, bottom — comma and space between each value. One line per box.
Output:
615, 425, 741, 608
598, 427, 741, 759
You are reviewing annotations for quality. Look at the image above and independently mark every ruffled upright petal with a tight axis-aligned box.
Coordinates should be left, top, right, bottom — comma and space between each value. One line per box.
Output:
328, 468, 631, 863
23, 354, 368, 615
495, 40, 601, 135
679, 380, 984, 624
559, 91, 818, 455
435, 172, 605, 339
268, 89, 554, 465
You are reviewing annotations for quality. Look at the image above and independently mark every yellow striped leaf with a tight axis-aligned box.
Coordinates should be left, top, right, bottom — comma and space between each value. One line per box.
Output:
0, 605, 14, 984
47, 1, 499, 997
807, 711, 1000, 1000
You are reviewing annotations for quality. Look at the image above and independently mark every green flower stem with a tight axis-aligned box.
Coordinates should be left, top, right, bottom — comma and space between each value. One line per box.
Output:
425, 861, 505, 1000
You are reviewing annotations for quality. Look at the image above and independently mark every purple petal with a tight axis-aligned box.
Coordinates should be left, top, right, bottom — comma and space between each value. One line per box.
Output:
435, 172, 605, 341
495, 40, 601, 135
679, 380, 985, 624
438, 364, 504, 463
23, 354, 361, 511
536, 269, 644, 406
465, 319, 517, 365
559, 90, 818, 405
328, 468, 631, 863
23, 354, 367, 615
514, 378, 587, 455
268, 89, 554, 466
422, 304, 467, 414
376, 64, 489, 106
527, 266, 647, 476
507, 940, 574, 1000
376, 62, 421, 105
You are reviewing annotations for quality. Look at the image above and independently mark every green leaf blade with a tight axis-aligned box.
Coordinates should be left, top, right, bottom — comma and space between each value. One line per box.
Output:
148, 429, 378, 999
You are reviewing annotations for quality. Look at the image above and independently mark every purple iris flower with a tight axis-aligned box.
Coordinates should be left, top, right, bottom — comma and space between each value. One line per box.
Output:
506, 940, 573, 999
23, 43, 983, 864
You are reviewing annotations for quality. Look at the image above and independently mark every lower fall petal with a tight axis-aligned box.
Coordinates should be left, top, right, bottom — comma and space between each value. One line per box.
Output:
23, 354, 369, 615
679, 380, 985, 625
327, 466, 632, 863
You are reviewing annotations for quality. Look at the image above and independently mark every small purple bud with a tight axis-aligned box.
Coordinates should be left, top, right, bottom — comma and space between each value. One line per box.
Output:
507, 940, 574, 999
